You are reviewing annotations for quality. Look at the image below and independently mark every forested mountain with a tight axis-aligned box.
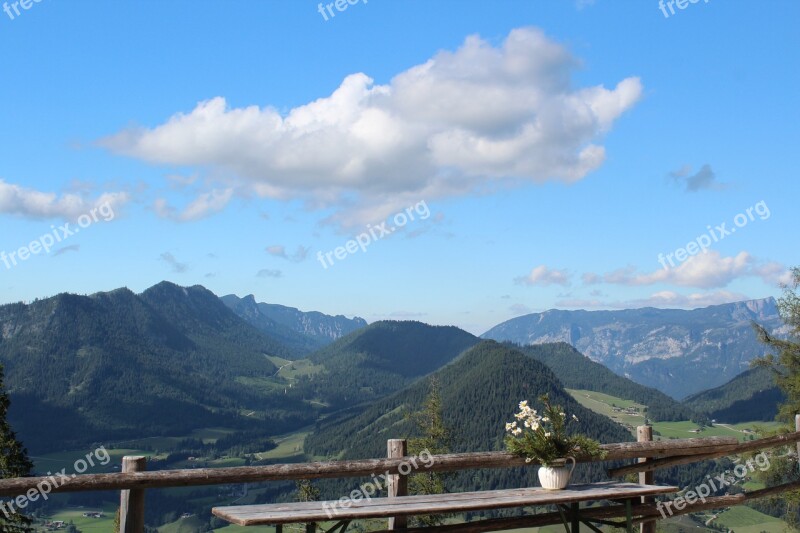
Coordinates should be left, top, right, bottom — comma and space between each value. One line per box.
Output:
482, 298, 785, 399
305, 341, 632, 492
221, 294, 367, 356
509, 342, 697, 422
685, 366, 783, 423
297, 321, 480, 408
0, 283, 313, 454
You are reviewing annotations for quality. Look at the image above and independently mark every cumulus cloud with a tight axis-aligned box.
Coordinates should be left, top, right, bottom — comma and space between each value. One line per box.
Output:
154, 188, 234, 221
101, 27, 641, 227
585, 251, 789, 289
0, 179, 130, 220
669, 164, 727, 192
515, 265, 572, 287
160, 252, 189, 273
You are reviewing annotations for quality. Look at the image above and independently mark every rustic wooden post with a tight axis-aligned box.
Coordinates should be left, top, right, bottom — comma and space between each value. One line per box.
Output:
119, 456, 146, 533
637, 426, 656, 533
387, 439, 408, 530
795, 414, 800, 467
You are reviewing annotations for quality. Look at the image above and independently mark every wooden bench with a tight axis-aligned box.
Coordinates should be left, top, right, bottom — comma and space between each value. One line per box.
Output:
213, 481, 678, 532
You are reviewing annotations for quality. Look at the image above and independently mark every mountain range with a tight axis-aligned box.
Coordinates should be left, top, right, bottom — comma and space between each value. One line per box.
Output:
221, 294, 367, 356
481, 298, 785, 399
0, 282, 784, 457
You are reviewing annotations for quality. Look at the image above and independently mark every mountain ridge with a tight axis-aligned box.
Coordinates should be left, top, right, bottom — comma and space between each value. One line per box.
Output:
481, 297, 784, 399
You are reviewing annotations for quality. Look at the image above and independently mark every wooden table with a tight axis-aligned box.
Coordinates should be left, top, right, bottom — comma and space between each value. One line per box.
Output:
213, 481, 678, 532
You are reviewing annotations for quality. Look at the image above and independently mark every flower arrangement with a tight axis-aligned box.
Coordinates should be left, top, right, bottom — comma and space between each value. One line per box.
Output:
504, 394, 606, 467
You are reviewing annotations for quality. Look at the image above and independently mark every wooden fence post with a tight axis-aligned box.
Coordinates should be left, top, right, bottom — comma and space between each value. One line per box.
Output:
119, 456, 147, 533
637, 426, 656, 533
795, 414, 800, 468
387, 439, 408, 530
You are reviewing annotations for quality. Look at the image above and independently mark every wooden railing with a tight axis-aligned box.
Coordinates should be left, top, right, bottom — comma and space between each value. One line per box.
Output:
2, 416, 800, 533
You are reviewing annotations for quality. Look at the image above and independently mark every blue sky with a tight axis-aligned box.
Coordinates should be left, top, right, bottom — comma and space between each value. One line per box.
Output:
0, 0, 797, 334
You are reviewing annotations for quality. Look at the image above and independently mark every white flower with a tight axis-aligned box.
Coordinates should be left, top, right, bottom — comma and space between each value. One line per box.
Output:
544, 432, 551, 438
572, 414, 579, 422
519, 400, 529, 409
542, 416, 550, 423
525, 457, 532, 463
505, 422, 517, 432
512, 428, 523, 436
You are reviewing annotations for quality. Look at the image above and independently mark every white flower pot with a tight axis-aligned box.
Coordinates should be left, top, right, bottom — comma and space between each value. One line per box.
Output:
537, 457, 576, 490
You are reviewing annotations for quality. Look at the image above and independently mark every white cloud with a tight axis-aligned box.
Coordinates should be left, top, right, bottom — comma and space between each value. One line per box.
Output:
101, 27, 641, 227
154, 188, 233, 222
555, 290, 751, 310
585, 252, 789, 289
0, 179, 130, 220
515, 265, 572, 287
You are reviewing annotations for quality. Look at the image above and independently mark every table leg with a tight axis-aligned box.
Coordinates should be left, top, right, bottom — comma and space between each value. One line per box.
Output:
626, 499, 633, 533
571, 502, 580, 533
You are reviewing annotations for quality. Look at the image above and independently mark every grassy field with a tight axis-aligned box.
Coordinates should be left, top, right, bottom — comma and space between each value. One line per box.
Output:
651, 420, 781, 441
566, 389, 780, 442
266, 356, 326, 380
255, 428, 310, 460
711, 505, 786, 533
567, 389, 647, 434
35, 504, 117, 532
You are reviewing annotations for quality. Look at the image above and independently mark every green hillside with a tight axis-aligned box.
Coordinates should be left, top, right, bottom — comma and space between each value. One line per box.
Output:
0, 283, 313, 454
306, 340, 632, 492
298, 320, 480, 408
512, 342, 697, 422
684, 367, 783, 423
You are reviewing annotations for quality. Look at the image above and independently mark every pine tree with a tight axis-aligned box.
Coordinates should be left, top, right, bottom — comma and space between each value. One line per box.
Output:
752, 267, 800, 525
0, 364, 34, 532
405, 378, 451, 527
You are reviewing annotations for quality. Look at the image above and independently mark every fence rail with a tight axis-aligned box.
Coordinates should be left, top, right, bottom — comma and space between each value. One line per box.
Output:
2, 417, 799, 532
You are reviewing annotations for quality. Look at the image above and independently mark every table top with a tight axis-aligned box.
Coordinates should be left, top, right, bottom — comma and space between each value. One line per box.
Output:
213, 481, 679, 526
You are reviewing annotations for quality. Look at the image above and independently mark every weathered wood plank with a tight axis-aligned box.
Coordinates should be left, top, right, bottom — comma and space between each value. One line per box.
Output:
608, 432, 800, 477
0, 437, 735, 498
366, 494, 747, 533
212, 482, 678, 526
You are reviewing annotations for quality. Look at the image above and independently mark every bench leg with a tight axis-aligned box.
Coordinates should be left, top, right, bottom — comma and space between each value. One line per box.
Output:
571, 503, 580, 533
626, 499, 633, 533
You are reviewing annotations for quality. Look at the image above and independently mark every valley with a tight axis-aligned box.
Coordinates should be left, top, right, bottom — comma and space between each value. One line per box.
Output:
0, 283, 792, 532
